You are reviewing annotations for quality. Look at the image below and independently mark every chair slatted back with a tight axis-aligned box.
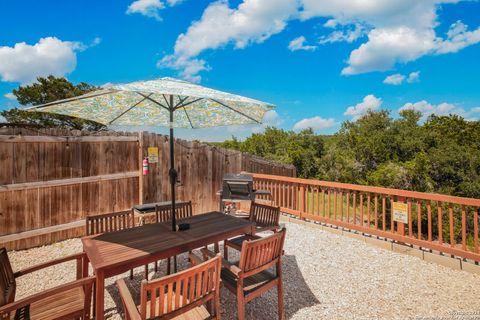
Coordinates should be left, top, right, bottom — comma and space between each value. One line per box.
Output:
140, 255, 221, 319
0, 248, 16, 310
239, 228, 286, 277
85, 210, 135, 236
155, 201, 193, 223
250, 202, 281, 229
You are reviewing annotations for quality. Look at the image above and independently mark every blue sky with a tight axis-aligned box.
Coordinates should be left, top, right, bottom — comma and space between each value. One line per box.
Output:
1, 0, 480, 141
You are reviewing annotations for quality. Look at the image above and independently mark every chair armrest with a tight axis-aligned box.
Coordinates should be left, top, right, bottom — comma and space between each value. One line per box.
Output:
0, 276, 95, 316
254, 225, 279, 234
188, 253, 204, 266
116, 279, 141, 320
200, 248, 242, 277
14, 252, 86, 278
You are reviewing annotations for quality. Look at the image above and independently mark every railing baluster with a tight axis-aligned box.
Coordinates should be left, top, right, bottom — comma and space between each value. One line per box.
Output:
327, 189, 331, 218
316, 186, 320, 216
374, 194, 378, 229
427, 201, 432, 242
449, 204, 454, 248
408, 199, 412, 237
382, 195, 386, 231
474, 208, 479, 254
346, 192, 350, 223
417, 201, 422, 240
353, 192, 357, 225
360, 193, 364, 226
334, 189, 338, 220
438, 202, 443, 245
390, 197, 394, 232
322, 189, 326, 217
340, 191, 343, 222
367, 193, 371, 228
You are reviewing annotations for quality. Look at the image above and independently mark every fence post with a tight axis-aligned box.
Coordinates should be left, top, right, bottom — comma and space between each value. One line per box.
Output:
138, 131, 144, 205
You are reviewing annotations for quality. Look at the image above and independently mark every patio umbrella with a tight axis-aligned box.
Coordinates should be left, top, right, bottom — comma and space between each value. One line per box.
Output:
28, 77, 275, 231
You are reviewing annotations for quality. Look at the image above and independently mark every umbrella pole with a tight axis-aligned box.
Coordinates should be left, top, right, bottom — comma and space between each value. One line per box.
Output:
169, 101, 177, 232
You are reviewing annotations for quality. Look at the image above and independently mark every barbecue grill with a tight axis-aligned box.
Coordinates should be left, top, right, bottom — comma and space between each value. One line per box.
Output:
217, 173, 272, 212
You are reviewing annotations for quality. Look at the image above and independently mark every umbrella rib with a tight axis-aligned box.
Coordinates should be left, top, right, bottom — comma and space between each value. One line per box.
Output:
182, 106, 195, 128
174, 95, 189, 109
173, 98, 203, 110
107, 93, 152, 125
210, 99, 261, 124
162, 94, 171, 109
137, 93, 170, 110
27, 89, 119, 110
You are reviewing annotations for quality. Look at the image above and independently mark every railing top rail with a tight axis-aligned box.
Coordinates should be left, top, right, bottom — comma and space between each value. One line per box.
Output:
251, 173, 480, 207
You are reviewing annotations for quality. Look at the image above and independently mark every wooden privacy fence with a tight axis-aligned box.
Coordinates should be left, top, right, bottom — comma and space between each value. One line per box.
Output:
0, 128, 295, 250
252, 173, 480, 262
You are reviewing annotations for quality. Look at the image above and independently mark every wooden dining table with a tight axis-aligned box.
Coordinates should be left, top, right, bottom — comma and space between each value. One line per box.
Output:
82, 211, 255, 320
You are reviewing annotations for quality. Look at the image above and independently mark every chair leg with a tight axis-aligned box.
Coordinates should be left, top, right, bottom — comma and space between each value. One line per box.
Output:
224, 242, 228, 259
214, 242, 220, 254
236, 288, 245, 320
144, 264, 148, 279
167, 257, 171, 275
129, 269, 133, 280
214, 292, 221, 320
154, 261, 158, 273
277, 279, 285, 320
174, 255, 178, 273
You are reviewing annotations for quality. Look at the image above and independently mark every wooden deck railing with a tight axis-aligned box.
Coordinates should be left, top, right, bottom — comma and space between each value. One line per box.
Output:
252, 173, 480, 262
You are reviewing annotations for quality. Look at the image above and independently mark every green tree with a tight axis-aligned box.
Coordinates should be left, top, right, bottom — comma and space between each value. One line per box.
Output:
1, 76, 104, 130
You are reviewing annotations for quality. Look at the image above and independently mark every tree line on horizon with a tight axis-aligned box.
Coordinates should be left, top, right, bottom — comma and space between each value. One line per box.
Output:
2, 76, 479, 199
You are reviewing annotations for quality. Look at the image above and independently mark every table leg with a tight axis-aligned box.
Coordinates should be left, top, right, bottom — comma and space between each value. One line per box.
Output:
95, 269, 105, 320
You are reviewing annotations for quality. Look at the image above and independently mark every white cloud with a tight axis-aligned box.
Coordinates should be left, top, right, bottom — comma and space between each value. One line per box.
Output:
407, 71, 420, 83
383, 73, 405, 85
383, 70, 420, 85
344, 94, 382, 119
293, 116, 336, 132
399, 100, 468, 119
126, 0, 184, 20
435, 20, 480, 54
0, 37, 88, 84
127, 0, 165, 20
157, 55, 209, 83
319, 22, 367, 44
161, 0, 480, 79
288, 36, 316, 51
341, 27, 437, 75
4, 93, 16, 100
158, 0, 298, 81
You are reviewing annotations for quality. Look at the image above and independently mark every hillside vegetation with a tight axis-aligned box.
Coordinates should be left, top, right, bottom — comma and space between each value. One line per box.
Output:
218, 110, 480, 198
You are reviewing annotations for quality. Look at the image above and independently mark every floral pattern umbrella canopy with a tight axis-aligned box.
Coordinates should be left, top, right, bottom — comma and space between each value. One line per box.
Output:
29, 77, 275, 232
28, 77, 275, 128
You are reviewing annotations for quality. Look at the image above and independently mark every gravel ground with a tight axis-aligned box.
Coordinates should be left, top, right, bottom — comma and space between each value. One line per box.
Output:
8, 221, 480, 320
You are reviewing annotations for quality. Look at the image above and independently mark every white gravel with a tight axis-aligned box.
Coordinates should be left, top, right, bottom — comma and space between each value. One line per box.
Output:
8, 221, 480, 320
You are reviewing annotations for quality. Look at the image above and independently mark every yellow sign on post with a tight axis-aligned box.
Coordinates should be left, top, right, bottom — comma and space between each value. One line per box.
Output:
147, 147, 158, 163
393, 202, 408, 224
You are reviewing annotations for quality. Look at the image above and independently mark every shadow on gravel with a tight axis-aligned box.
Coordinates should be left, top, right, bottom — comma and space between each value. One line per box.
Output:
104, 253, 318, 319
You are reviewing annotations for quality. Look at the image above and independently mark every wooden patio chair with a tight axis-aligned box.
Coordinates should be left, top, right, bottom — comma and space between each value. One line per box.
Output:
116, 254, 222, 320
86, 210, 136, 279
201, 228, 286, 320
0, 247, 95, 320
224, 202, 281, 259
154, 201, 193, 275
